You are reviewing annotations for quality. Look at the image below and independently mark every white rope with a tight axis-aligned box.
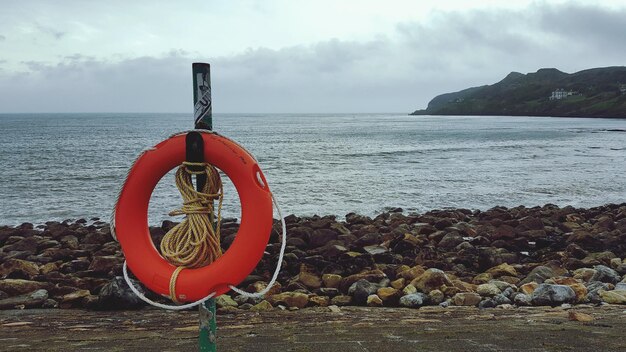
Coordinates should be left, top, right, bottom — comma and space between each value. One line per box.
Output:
122, 192, 287, 309
228, 192, 286, 298
123, 261, 215, 310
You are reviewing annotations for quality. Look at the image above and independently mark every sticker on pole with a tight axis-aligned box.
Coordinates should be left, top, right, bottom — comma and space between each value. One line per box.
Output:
194, 71, 212, 127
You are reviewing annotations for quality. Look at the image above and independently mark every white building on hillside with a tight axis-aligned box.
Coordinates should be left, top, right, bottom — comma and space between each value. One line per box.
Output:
550, 88, 574, 100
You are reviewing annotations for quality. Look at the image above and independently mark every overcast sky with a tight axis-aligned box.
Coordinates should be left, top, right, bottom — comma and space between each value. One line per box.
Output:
0, 0, 625, 113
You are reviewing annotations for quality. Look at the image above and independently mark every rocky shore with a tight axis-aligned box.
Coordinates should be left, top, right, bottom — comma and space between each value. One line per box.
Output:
1, 203, 626, 311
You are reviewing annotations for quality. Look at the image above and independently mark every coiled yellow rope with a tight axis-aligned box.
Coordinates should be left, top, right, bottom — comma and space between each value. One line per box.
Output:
159, 161, 224, 302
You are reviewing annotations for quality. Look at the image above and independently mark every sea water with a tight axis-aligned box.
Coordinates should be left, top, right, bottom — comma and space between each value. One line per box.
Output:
0, 113, 625, 225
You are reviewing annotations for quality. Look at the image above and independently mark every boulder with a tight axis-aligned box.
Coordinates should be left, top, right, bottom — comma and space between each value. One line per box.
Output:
61, 289, 91, 303
330, 295, 352, 306
402, 284, 417, 295
397, 266, 426, 281
0, 289, 48, 309
390, 278, 405, 290
95, 276, 145, 310
410, 268, 452, 294
590, 265, 621, 284
573, 268, 597, 282
598, 290, 626, 304
309, 295, 330, 307
452, 292, 482, 306
476, 283, 501, 297
215, 295, 238, 308
531, 284, 576, 306
366, 294, 383, 307
309, 229, 339, 248
376, 287, 400, 302
88, 256, 123, 274
297, 270, 322, 290
250, 300, 273, 311
548, 277, 588, 303
321, 274, 342, 288
519, 266, 556, 285
399, 293, 428, 308
428, 289, 444, 305
0, 259, 40, 279
472, 273, 493, 285
513, 293, 532, 306
339, 270, 386, 293
486, 263, 518, 278
348, 279, 379, 305
587, 282, 612, 303
268, 292, 309, 309
0, 279, 50, 296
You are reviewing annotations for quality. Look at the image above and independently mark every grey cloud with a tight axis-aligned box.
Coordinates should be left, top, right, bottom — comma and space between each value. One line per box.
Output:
36, 23, 66, 40
0, 35, 5, 41
0, 2, 625, 113
538, 3, 626, 52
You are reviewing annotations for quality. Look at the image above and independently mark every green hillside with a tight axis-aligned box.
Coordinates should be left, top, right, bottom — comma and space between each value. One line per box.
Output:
411, 67, 626, 118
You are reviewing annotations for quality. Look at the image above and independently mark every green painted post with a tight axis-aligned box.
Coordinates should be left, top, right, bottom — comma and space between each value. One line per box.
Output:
192, 62, 217, 352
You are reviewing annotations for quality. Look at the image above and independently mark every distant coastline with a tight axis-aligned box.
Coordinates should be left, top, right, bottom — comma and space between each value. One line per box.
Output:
411, 67, 626, 118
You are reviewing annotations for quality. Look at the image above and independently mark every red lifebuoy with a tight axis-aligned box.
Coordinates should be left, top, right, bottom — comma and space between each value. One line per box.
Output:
115, 132, 273, 302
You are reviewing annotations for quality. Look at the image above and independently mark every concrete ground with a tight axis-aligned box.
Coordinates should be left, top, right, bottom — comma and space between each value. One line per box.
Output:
0, 305, 625, 351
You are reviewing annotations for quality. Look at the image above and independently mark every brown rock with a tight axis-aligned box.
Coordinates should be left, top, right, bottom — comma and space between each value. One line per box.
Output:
394, 264, 411, 274
568, 311, 594, 322
297, 266, 322, 289
250, 300, 273, 311
520, 282, 539, 295
0, 289, 48, 309
339, 270, 386, 292
599, 290, 626, 304
88, 256, 123, 273
472, 273, 493, 285
451, 279, 477, 293
397, 266, 426, 281
268, 292, 309, 308
61, 289, 91, 303
0, 259, 39, 278
330, 295, 352, 306
428, 289, 444, 304
452, 292, 481, 306
498, 275, 521, 285
309, 296, 330, 307
486, 263, 518, 278
573, 268, 597, 282
322, 274, 342, 288
476, 283, 501, 297
402, 284, 417, 295
366, 294, 383, 307
213, 295, 237, 308
309, 229, 339, 248
250, 281, 282, 296
410, 268, 452, 294
59, 235, 79, 250
377, 287, 400, 302
390, 278, 405, 290
0, 279, 49, 296
40, 262, 58, 275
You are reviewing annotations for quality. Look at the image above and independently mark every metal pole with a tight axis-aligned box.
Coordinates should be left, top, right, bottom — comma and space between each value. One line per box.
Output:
192, 62, 217, 352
